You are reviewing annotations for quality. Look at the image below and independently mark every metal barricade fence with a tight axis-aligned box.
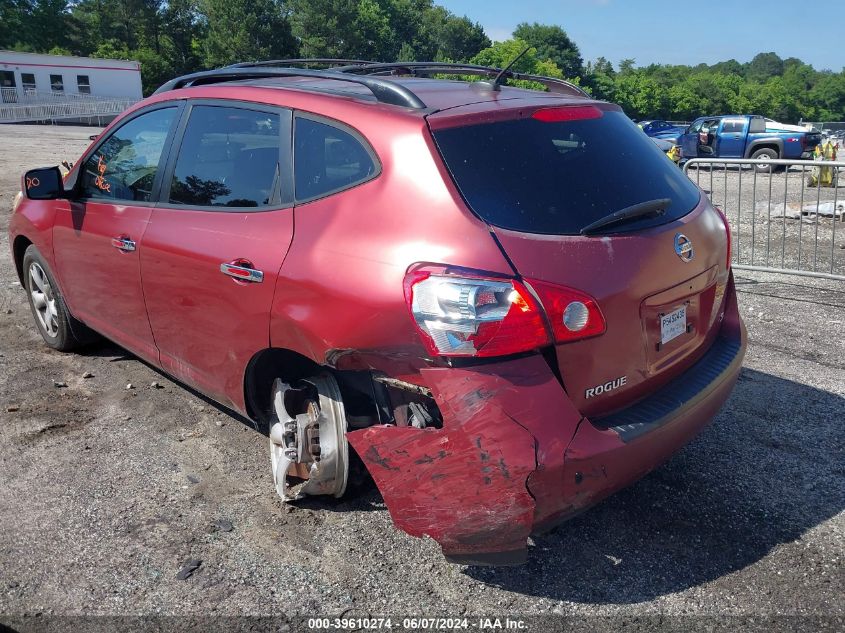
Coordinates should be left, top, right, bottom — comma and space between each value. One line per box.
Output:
683, 158, 844, 281
0, 88, 138, 124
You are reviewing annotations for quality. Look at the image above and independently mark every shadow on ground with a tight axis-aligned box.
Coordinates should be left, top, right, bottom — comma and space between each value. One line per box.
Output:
463, 368, 844, 603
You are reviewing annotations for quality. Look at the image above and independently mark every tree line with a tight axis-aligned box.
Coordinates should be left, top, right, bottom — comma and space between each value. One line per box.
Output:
2, 0, 843, 121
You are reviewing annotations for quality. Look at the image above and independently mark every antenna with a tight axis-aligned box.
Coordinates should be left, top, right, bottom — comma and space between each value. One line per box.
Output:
485, 46, 532, 92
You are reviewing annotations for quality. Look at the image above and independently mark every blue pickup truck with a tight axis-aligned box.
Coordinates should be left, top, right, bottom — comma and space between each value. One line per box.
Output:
680, 115, 822, 172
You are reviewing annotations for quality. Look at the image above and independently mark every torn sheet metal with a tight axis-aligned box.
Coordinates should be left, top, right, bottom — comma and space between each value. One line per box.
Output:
347, 354, 583, 563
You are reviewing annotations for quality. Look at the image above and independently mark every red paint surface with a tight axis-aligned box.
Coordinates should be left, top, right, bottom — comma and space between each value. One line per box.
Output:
140, 207, 293, 411
52, 200, 158, 362
492, 196, 731, 419
351, 281, 744, 559
349, 354, 580, 560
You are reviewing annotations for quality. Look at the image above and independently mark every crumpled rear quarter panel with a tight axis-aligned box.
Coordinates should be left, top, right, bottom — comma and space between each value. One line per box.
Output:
347, 355, 583, 564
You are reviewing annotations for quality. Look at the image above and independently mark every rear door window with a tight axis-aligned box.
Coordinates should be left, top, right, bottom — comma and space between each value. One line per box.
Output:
431, 108, 701, 235
167, 105, 281, 208
294, 116, 378, 202
722, 119, 746, 133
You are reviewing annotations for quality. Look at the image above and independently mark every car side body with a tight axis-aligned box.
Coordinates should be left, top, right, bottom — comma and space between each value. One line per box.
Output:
10, 67, 746, 565
638, 119, 686, 143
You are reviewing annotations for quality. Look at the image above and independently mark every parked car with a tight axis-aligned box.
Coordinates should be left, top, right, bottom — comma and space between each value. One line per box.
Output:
651, 136, 681, 163
680, 114, 823, 172
638, 119, 686, 143
9, 60, 746, 565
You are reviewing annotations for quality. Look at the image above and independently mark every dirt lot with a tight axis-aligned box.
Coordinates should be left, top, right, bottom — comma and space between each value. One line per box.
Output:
0, 125, 843, 629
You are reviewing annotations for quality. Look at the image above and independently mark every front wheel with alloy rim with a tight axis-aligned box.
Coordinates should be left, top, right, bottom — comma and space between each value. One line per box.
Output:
22, 245, 94, 351
750, 147, 779, 173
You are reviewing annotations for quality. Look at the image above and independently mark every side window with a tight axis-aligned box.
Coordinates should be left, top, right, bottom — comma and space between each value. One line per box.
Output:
688, 119, 704, 134
748, 117, 766, 133
77, 75, 91, 95
50, 74, 63, 93
168, 106, 281, 208
81, 107, 177, 202
722, 120, 745, 133
295, 117, 378, 202
700, 119, 719, 135
21, 73, 36, 93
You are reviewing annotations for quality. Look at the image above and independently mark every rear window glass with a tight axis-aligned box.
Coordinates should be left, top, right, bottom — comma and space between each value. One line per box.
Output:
295, 117, 378, 202
432, 109, 701, 235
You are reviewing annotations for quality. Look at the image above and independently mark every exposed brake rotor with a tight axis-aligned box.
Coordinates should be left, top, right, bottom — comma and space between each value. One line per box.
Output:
269, 373, 349, 502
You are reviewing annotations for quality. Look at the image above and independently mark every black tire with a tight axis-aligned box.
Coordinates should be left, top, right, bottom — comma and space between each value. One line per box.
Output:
22, 245, 96, 351
750, 147, 779, 173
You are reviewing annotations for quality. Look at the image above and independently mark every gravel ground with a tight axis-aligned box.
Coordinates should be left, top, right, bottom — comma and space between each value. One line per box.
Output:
0, 125, 843, 631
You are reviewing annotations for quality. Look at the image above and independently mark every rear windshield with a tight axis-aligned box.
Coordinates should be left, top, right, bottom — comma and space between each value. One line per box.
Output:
431, 109, 701, 235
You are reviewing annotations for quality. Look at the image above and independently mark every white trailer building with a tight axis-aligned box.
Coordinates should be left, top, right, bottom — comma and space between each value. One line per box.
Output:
0, 50, 142, 103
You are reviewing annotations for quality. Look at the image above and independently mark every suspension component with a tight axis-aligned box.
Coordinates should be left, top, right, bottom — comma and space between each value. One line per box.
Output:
269, 374, 349, 502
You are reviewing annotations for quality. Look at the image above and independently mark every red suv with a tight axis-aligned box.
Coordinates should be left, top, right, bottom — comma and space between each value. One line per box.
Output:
9, 61, 746, 565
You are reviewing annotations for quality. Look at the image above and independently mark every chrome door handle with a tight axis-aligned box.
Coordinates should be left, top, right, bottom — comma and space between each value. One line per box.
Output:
111, 236, 136, 252
220, 261, 264, 283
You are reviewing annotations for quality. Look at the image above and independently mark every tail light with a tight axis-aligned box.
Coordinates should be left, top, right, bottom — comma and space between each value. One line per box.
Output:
404, 265, 605, 358
715, 206, 732, 269
527, 279, 606, 343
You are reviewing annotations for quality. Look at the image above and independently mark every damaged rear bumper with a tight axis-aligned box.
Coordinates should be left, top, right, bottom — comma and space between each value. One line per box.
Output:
347, 276, 746, 565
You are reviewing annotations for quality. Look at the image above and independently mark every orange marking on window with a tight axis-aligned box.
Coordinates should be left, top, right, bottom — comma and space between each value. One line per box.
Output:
94, 155, 111, 193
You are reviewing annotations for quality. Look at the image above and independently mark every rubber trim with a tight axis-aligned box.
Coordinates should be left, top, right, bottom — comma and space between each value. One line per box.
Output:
592, 334, 742, 443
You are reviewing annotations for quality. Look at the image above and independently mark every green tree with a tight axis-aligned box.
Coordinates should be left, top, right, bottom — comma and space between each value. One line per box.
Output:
613, 71, 661, 119
160, 0, 203, 74
469, 38, 574, 91
418, 5, 488, 62
746, 52, 784, 82
512, 22, 582, 78
202, 0, 297, 67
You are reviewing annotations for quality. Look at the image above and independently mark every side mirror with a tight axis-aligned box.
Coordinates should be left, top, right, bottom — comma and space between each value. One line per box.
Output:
23, 166, 66, 200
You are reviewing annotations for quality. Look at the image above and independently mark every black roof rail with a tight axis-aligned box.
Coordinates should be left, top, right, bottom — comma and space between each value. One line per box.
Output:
153, 67, 428, 109
228, 58, 375, 69
335, 61, 589, 98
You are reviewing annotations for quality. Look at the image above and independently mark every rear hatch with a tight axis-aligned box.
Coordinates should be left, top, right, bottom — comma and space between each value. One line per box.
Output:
428, 101, 731, 417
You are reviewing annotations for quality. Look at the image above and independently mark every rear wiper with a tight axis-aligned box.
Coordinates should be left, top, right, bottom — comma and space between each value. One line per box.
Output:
580, 198, 672, 236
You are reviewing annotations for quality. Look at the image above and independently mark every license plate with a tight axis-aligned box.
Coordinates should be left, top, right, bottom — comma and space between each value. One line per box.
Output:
660, 305, 687, 345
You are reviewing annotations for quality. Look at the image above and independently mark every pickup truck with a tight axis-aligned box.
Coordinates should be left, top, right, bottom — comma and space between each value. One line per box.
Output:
680, 114, 823, 172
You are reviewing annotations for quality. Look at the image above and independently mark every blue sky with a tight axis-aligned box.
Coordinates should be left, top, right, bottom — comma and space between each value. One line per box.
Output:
439, 0, 844, 71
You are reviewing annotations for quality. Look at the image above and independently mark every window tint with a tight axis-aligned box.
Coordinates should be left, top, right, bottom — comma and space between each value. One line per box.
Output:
81, 107, 176, 202
432, 109, 701, 236
295, 117, 377, 201
169, 106, 280, 208
722, 120, 745, 133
